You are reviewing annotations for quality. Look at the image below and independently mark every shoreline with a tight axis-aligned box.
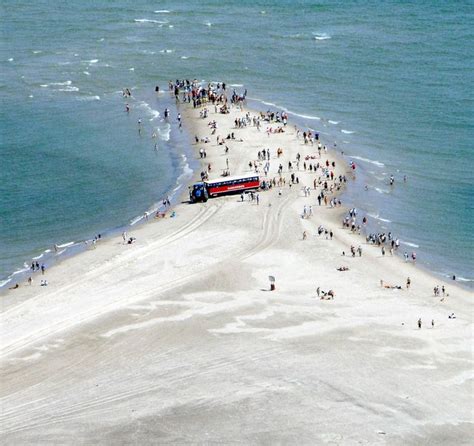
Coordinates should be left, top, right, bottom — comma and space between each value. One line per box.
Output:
0, 89, 197, 293
2, 87, 471, 294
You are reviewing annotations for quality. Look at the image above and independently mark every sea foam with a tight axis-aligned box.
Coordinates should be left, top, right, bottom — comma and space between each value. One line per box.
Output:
57, 241, 75, 248
158, 123, 171, 141
134, 18, 168, 24
313, 32, 331, 41
401, 241, 420, 248
368, 213, 391, 223
138, 101, 161, 121
78, 95, 100, 101
58, 86, 79, 92
350, 155, 385, 167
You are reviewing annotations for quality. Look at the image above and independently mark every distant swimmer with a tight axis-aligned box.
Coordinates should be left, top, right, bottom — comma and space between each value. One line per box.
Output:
164, 108, 170, 118
125, 103, 130, 113
390, 175, 395, 186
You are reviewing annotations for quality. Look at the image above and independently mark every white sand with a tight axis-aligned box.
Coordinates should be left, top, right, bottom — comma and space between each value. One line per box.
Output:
1, 99, 473, 445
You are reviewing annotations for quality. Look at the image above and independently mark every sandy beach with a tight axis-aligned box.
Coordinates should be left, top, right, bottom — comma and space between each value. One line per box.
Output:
1, 90, 473, 445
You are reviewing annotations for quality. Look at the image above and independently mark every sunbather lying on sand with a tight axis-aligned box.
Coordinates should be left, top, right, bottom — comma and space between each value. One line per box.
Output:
380, 280, 402, 289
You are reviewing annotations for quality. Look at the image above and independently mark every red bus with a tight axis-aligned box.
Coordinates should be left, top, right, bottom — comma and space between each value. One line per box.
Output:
189, 173, 260, 202
205, 173, 260, 197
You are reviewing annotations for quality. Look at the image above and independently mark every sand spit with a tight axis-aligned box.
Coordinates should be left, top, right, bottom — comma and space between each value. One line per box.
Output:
1, 95, 472, 445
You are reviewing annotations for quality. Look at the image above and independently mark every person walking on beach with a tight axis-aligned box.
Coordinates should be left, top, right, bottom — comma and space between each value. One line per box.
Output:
357, 246, 362, 257
418, 318, 422, 329
406, 277, 411, 289
122, 231, 127, 243
41, 264, 45, 275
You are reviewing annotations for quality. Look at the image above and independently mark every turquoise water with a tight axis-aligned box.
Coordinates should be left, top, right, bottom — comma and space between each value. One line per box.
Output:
1, 0, 473, 286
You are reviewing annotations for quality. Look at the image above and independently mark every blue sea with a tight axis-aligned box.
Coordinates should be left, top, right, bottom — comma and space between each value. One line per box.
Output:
1, 0, 473, 288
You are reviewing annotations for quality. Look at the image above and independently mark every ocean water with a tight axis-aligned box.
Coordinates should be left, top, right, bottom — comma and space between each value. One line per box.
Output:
1, 0, 473, 287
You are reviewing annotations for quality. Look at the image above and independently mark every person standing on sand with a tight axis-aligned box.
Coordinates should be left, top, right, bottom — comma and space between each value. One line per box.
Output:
406, 277, 411, 289
357, 246, 362, 257
418, 318, 422, 329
